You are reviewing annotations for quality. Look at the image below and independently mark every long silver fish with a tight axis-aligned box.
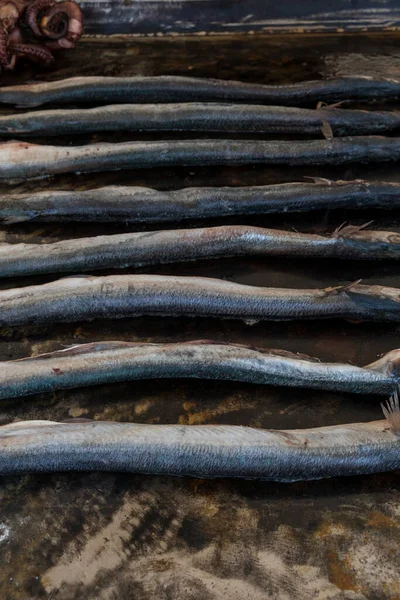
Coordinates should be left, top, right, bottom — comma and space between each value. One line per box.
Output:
0, 398, 398, 479
1, 340, 399, 399
0, 274, 400, 326
0, 103, 399, 137
1, 224, 399, 278
1, 138, 400, 180
0, 180, 398, 224
0, 75, 398, 108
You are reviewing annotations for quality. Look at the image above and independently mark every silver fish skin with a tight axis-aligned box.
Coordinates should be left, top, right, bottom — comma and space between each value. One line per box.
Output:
1, 225, 400, 278
0, 275, 400, 326
0, 180, 399, 224
0, 419, 398, 480
0, 103, 399, 137
1, 341, 399, 399
0, 75, 398, 108
2, 138, 400, 180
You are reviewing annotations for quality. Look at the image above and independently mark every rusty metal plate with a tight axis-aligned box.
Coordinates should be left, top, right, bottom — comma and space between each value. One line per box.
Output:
0, 33, 399, 599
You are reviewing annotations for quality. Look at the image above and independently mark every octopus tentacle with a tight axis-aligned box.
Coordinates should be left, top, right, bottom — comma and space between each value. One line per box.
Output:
0, 24, 16, 69
41, 0, 82, 48
8, 26, 22, 44
10, 41, 54, 64
24, 0, 56, 37
0, 0, 81, 71
0, 26, 10, 68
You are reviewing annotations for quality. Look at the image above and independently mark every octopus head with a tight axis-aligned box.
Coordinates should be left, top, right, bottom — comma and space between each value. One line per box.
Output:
0, 0, 83, 71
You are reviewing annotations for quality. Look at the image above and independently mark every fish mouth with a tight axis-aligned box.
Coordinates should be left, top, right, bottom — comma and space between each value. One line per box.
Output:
367, 348, 400, 381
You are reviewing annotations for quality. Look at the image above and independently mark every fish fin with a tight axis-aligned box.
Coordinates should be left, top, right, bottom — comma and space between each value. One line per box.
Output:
381, 390, 400, 434
13, 341, 141, 362
303, 176, 334, 185
264, 348, 321, 362
333, 221, 348, 235
16, 104, 39, 109
321, 120, 334, 140
0, 419, 59, 430
243, 319, 259, 326
335, 178, 368, 185
0, 414, 11, 426
178, 340, 321, 361
58, 274, 97, 281
60, 417, 94, 423
322, 279, 363, 297
0, 216, 31, 225
332, 221, 374, 238
316, 100, 347, 110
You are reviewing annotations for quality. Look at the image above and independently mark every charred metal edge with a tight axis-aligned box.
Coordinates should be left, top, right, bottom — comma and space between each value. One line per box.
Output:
79, 1, 400, 35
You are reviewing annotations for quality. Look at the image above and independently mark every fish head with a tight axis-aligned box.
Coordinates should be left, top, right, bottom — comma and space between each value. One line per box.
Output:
367, 348, 400, 383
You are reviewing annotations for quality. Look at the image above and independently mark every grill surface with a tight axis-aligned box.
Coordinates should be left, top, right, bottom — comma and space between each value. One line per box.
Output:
0, 33, 399, 599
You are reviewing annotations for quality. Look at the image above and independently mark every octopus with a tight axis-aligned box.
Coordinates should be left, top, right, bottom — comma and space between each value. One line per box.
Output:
0, 0, 83, 71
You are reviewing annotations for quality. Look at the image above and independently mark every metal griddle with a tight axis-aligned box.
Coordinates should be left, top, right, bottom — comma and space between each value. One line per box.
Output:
0, 33, 399, 599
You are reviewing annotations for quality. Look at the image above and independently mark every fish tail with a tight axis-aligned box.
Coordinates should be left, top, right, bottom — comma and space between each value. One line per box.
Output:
303, 176, 335, 185
381, 389, 400, 434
